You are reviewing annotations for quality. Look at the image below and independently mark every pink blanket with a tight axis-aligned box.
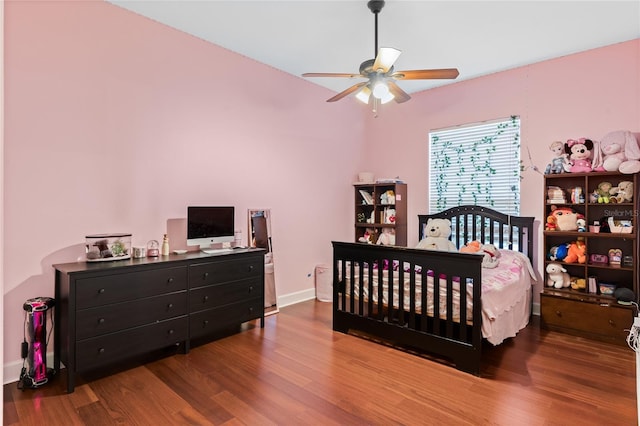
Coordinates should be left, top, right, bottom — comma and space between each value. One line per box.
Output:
340, 249, 535, 345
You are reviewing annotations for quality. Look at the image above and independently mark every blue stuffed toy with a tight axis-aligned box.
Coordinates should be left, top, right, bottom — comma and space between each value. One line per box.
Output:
548, 244, 569, 261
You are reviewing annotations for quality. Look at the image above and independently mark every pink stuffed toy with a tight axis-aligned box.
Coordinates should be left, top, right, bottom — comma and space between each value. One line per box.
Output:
592, 130, 640, 174
564, 138, 594, 173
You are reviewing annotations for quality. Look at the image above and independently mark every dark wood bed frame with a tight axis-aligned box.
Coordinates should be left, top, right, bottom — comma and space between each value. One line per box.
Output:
332, 205, 535, 375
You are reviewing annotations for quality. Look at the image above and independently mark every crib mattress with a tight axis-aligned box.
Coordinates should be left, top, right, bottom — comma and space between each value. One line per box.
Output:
341, 249, 535, 345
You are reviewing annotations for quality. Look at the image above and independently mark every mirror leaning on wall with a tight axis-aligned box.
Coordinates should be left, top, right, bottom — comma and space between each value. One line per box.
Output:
248, 209, 278, 316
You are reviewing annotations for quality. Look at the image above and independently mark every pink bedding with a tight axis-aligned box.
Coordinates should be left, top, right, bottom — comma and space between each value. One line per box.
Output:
341, 249, 535, 345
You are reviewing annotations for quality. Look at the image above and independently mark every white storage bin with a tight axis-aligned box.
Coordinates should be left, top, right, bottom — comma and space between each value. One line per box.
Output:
315, 264, 332, 302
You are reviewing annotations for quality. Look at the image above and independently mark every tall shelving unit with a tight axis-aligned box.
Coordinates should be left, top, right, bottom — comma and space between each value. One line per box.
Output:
541, 171, 639, 345
354, 182, 407, 246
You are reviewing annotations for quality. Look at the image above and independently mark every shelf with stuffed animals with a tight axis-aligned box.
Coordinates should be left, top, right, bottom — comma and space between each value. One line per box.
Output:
354, 182, 407, 246
540, 130, 640, 345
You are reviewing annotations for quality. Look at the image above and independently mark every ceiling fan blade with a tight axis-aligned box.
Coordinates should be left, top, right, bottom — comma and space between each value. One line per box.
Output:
387, 81, 411, 103
326, 82, 368, 102
391, 68, 460, 80
302, 72, 363, 78
372, 47, 401, 73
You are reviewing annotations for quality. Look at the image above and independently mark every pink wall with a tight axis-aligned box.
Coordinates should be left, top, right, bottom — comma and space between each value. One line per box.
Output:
363, 38, 640, 297
3, 1, 364, 375
3, 0, 639, 379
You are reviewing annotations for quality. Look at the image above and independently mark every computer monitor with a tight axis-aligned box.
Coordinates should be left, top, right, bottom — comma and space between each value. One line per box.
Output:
186, 206, 235, 250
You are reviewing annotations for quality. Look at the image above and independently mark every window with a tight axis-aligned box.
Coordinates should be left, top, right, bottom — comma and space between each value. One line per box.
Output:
429, 116, 521, 215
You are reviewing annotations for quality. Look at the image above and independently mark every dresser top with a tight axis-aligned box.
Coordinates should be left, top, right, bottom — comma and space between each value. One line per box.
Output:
53, 248, 265, 274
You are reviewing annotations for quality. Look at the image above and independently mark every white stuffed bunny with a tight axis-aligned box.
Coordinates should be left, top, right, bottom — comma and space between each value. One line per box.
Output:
546, 262, 570, 289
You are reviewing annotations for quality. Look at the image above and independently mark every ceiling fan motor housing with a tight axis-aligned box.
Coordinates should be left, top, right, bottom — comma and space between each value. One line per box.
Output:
367, 0, 385, 14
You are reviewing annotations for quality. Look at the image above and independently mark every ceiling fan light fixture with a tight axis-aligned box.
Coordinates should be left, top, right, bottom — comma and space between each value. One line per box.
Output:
372, 80, 391, 99
379, 90, 394, 104
355, 86, 372, 104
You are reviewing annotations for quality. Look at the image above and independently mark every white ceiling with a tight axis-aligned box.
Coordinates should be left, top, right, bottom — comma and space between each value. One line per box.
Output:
109, 1, 640, 96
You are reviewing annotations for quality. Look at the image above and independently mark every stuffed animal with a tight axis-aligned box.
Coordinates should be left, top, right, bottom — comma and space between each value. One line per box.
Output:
376, 228, 396, 246
459, 240, 481, 253
480, 244, 501, 268
416, 218, 457, 251
544, 141, 569, 174
564, 239, 587, 264
459, 240, 501, 268
546, 262, 571, 289
548, 244, 569, 261
544, 215, 557, 231
380, 190, 395, 205
596, 182, 613, 203
609, 181, 634, 203
549, 205, 579, 231
570, 276, 587, 291
576, 217, 586, 232
592, 130, 640, 174
383, 208, 396, 224
358, 228, 376, 244
564, 138, 594, 173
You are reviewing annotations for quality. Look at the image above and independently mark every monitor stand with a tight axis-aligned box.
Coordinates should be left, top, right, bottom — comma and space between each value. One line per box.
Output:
200, 242, 233, 255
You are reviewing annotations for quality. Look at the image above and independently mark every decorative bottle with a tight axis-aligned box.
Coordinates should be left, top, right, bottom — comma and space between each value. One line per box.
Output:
161, 234, 170, 256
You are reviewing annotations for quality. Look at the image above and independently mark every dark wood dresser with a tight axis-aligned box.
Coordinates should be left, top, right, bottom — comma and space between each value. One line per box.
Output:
54, 249, 265, 392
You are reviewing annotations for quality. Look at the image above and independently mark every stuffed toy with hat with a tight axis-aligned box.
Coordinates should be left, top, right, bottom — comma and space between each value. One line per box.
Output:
548, 244, 569, 262
416, 218, 457, 251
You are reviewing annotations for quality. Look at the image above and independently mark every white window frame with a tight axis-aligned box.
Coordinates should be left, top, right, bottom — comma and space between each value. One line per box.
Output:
428, 116, 521, 215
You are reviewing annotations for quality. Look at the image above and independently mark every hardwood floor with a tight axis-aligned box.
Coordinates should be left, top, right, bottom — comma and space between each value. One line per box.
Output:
4, 300, 638, 425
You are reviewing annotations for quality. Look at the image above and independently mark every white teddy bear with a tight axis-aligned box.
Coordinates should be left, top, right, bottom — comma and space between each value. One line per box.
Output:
546, 262, 570, 289
416, 218, 457, 251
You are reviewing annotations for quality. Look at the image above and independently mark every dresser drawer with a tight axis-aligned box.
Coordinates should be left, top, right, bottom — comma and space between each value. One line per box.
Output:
189, 256, 263, 288
76, 291, 187, 340
76, 266, 188, 309
76, 316, 188, 372
189, 298, 263, 339
189, 277, 263, 312
541, 295, 633, 343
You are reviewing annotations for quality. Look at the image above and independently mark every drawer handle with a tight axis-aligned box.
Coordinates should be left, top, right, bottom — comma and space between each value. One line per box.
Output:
248, 286, 253, 293
203, 295, 209, 302
248, 265, 254, 272
167, 277, 174, 284
98, 288, 105, 294
555, 310, 562, 317
98, 348, 105, 354
203, 320, 209, 326
609, 320, 615, 326
98, 318, 105, 324
167, 303, 174, 309
168, 329, 174, 335
249, 307, 254, 313
203, 272, 209, 279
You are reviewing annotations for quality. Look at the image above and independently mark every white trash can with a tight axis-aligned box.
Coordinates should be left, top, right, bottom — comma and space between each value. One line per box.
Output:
315, 264, 332, 302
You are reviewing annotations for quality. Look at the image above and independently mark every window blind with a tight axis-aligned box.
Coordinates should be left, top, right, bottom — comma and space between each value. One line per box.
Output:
428, 116, 521, 215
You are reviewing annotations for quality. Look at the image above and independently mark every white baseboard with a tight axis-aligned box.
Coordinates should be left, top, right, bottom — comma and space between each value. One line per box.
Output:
3, 353, 58, 386
532, 302, 540, 316
277, 288, 317, 308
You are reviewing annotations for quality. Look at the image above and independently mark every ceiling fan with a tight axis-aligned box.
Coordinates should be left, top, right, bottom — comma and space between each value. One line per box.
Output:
302, 0, 459, 112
